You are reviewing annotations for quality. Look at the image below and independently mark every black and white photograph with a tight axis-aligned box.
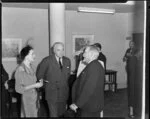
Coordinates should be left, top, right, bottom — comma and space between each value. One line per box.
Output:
1, 1, 149, 119
2, 38, 22, 61
73, 34, 94, 53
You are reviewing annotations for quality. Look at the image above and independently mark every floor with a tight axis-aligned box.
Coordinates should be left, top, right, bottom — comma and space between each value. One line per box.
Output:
6, 88, 148, 119
103, 88, 147, 119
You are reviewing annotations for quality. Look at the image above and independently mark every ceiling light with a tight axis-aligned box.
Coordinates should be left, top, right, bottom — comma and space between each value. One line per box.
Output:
113, 1, 135, 5
78, 7, 115, 14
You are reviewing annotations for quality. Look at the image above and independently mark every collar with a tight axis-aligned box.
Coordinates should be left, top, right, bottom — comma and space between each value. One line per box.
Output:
55, 55, 62, 63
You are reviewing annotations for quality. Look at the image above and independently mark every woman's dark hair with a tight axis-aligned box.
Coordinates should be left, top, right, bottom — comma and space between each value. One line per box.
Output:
93, 43, 102, 50
20, 45, 33, 62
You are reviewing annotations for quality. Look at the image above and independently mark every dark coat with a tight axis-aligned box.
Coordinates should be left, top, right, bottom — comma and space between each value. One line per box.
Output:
98, 52, 107, 70
1, 64, 9, 117
36, 55, 71, 102
72, 60, 105, 112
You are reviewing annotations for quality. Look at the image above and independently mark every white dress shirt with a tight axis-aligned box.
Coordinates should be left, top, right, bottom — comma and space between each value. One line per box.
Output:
55, 55, 63, 65
77, 61, 86, 77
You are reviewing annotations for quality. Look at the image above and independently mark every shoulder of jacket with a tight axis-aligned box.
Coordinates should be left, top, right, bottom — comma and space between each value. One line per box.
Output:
89, 60, 100, 67
42, 56, 51, 62
87, 61, 103, 73
63, 56, 70, 61
44, 56, 50, 60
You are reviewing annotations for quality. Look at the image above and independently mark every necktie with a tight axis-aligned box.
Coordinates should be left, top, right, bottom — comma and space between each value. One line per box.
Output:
59, 58, 63, 70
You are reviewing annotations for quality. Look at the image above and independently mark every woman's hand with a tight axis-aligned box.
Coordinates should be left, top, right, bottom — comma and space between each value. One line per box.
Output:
24, 80, 43, 90
35, 81, 43, 88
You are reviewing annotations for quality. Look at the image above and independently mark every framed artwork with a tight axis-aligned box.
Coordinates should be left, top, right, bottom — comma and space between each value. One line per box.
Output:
72, 34, 94, 53
2, 38, 22, 61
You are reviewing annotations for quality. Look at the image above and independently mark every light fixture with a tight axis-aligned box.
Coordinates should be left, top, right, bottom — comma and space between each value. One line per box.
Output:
78, 7, 115, 14
113, 1, 135, 5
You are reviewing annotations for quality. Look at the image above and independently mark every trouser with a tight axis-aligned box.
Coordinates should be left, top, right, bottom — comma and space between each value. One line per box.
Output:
47, 100, 67, 117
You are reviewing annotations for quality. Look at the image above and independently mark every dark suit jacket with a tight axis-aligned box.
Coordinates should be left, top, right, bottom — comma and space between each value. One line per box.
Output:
36, 55, 71, 102
98, 52, 107, 70
1, 64, 9, 105
72, 60, 105, 112
1, 64, 9, 87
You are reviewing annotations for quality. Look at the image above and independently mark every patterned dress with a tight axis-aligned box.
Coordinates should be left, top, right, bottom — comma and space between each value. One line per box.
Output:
15, 63, 38, 117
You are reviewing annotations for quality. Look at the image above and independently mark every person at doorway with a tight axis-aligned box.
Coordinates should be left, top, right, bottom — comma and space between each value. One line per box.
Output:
123, 40, 137, 118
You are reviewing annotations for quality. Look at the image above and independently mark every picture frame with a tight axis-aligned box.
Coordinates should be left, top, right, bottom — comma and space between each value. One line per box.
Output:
2, 38, 22, 61
72, 34, 94, 53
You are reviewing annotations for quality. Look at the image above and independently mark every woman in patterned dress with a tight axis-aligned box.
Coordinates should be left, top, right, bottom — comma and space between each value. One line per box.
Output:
15, 45, 43, 117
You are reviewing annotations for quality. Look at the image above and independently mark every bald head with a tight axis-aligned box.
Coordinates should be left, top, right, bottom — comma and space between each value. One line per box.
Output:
83, 45, 99, 63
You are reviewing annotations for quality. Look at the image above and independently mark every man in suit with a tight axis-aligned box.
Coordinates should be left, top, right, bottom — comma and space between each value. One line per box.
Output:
36, 42, 71, 117
93, 43, 107, 70
70, 45, 105, 117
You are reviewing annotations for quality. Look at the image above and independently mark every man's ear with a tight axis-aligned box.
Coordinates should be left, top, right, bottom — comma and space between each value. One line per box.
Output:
89, 52, 94, 59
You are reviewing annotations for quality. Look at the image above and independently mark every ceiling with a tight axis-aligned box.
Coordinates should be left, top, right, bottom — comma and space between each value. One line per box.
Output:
2, 1, 144, 13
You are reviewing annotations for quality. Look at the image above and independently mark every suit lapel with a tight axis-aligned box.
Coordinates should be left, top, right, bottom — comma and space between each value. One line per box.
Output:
62, 57, 67, 72
77, 65, 87, 81
62, 56, 66, 69
52, 55, 61, 71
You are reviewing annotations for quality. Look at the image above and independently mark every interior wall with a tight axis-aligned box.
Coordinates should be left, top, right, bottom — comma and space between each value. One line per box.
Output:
2, 6, 136, 89
65, 11, 131, 88
2, 7, 49, 79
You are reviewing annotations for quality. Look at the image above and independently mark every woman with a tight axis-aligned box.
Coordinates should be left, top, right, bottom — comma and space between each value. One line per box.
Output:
15, 45, 43, 117
123, 40, 137, 118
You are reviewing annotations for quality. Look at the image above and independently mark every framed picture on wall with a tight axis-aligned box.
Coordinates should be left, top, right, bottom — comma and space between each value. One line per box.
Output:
72, 34, 94, 53
2, 38, 22, 61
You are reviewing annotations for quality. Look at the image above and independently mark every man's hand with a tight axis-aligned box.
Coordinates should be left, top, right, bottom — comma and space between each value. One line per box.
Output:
35, 81, 43, 88
70, 104, 78, 112
12, 97, 17, 103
